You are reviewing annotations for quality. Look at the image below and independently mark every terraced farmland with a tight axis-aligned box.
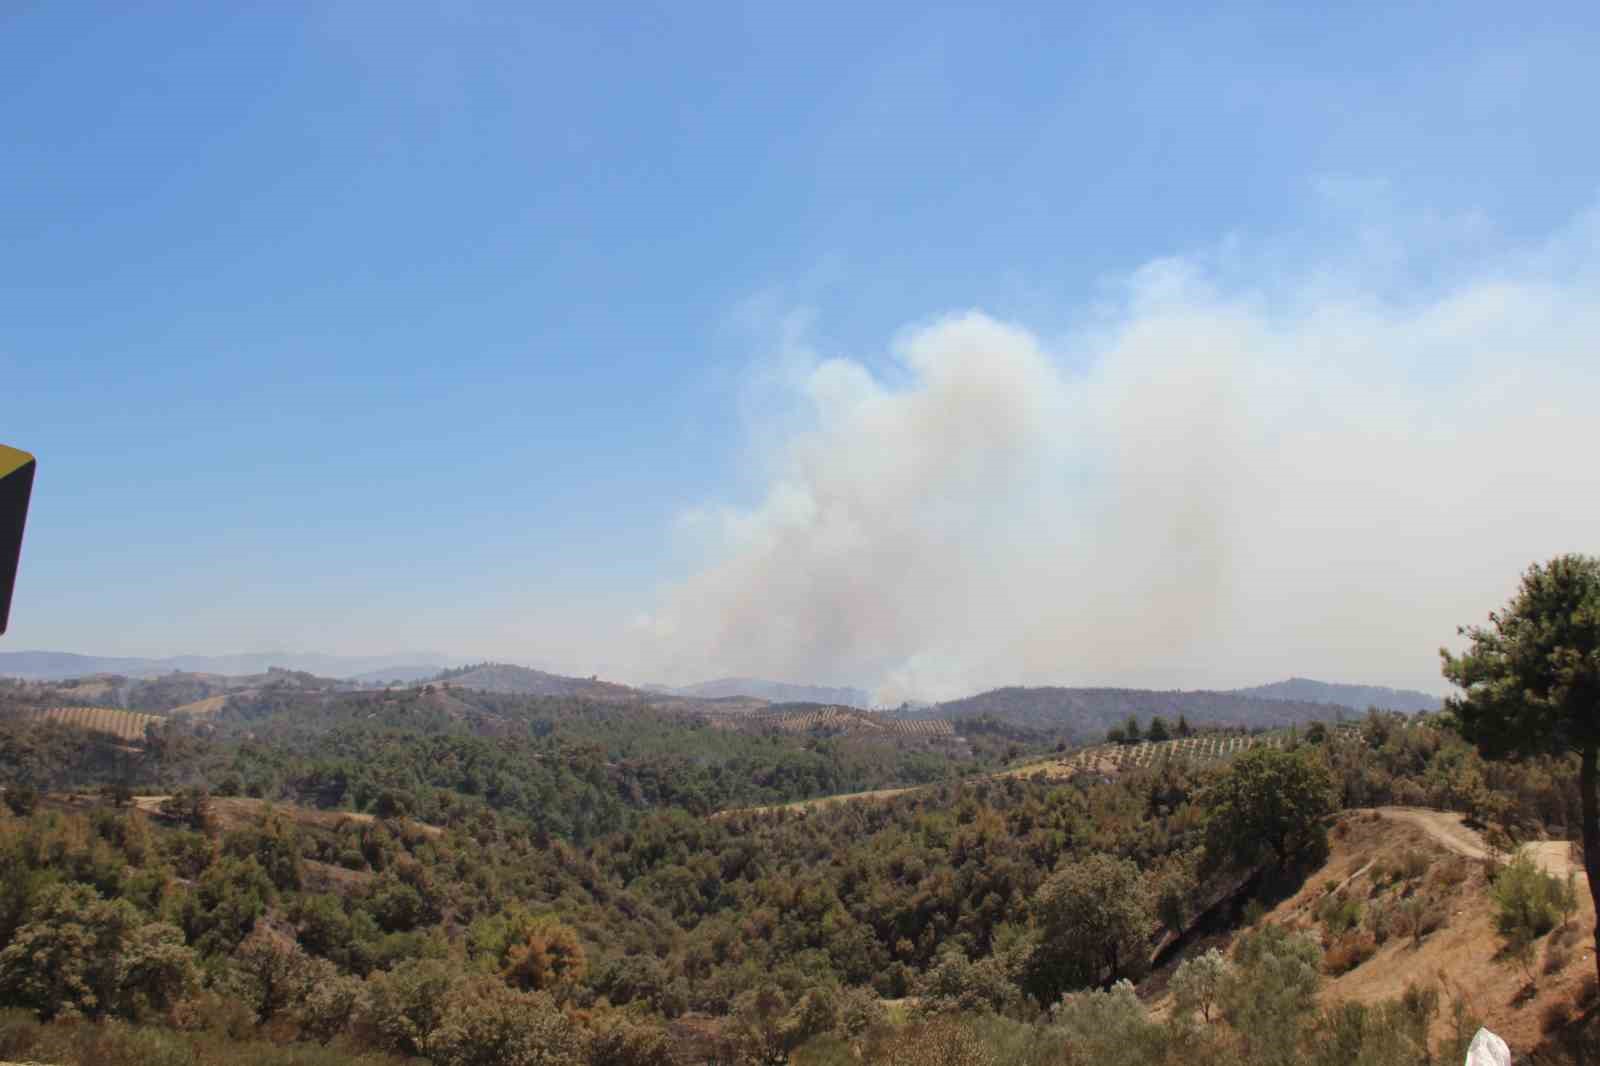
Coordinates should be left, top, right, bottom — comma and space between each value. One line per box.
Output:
24, 706, 164, 743
1002, 727, 1356, 780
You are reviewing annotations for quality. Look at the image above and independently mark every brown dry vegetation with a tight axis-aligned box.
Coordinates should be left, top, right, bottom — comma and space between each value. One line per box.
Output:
1151, 808, 1596, 1053
163, 694, 230, 717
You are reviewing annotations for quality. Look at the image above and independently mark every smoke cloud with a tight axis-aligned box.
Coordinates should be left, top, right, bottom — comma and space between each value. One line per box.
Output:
633, 205, 1600, 703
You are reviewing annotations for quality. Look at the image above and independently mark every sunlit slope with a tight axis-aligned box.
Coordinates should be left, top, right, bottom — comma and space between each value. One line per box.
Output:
24, 705, 163, 743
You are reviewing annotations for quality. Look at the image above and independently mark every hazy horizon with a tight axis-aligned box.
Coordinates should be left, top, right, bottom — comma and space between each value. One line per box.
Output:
0, 645, 1453, 702
5, 5, 1597, 702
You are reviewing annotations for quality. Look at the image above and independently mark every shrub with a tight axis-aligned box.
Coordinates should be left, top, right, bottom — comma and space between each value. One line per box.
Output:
293, 969, 364, 1043
585, 1015, 676, 1066
1398, 895, 1448, 948
726, 983, 842, 1066
915, 951, 1022, 1017
1051, 980, 1167, 1066
1305, 994, 1433, 1066
179, 856, 273, 956
1491, 850, 1565, 948
354, 957, 458, 1057
229, 927, 320, 1022
159, 787, 214, 832
5, 784, 39, 816
1323, 931, 1378, 975
1364, 898, 1396, 945
117, 921, 200, 1019
220, 812, 303, 892
1221, 925, 1322, 1065
429, 979, 582, 1066
1316, 893, 1362, 938
877, 1020, 997, 1066
834, 984, 887, 1037
1431, 857, 1471, 888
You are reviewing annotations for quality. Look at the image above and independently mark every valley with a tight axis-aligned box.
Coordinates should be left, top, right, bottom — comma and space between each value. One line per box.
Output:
0, 655, 1588, 1066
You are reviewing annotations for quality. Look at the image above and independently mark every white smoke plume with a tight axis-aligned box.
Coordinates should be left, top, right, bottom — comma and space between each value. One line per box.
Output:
633, 205, 1600, 703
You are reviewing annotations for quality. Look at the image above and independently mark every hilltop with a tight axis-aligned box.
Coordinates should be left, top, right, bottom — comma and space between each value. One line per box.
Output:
1231, 677, 1440, 714
0, 665, 358, 714
431, 661, 644, 701
926, 685, 1356, 741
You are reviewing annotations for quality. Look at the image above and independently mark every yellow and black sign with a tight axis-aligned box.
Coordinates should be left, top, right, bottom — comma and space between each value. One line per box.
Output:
0, 445, 35, 635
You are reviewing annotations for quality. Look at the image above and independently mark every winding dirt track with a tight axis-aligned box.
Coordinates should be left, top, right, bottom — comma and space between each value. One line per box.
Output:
1367, 806, 1582, 879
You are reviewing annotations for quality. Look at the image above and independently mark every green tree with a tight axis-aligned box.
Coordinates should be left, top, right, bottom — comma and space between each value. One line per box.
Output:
178, 855, 273, 956
429, 978, 582, 1066
117, 921, 200, 1019
1027, 852, 1154, 1001
1221, 924, 1322, 1066
0, 882, 133, 1018
159, 786, 214, 832
229, 926, 318, 1022
1170, 947, 1232, 1023
1147, 716, 1172, 743
726, 982, 840, 1066
1204, 747, 1336, 868
292, 965, 363, 1043
0, 882, 195, 1021
1052, 980, 1168, 1066
1443, 554, 1600, 984
220, 810, 303, 892
914, 949, 1022, 1016
1177, 714, 1193, 738
356, 957, 458, 1057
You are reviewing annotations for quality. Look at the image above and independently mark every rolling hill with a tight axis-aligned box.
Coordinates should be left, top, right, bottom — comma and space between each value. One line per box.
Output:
924, 685, 1367, 742
22, 706, 164, 743
431, 662, 645, 701
1228, 676, 1440, 713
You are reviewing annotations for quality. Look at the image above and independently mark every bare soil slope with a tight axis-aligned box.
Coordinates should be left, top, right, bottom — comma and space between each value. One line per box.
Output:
1159, 808, 1595, 1055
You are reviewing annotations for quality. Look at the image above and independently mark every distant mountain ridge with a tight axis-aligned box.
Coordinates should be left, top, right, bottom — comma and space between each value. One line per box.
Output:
650, 677, 873, 708
1227, 677, 1440, 713
0, 650, 464, 682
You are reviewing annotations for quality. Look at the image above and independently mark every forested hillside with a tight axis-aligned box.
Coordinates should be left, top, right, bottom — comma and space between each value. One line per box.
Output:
927, 685, 1351, 741
0, 691, 1588, 1066
1230, 678, 1440, 714
0, 679, 1027, 843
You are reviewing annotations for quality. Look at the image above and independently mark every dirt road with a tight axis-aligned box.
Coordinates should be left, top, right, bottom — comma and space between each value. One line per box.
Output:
1367, 806, 1582, 879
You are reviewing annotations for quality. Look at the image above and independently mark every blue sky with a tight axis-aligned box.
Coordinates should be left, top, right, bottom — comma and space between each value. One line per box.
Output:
4, 3, 1599, 695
